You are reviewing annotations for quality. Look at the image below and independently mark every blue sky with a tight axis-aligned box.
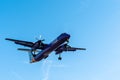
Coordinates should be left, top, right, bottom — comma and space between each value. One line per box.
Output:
0, 0, 120, 80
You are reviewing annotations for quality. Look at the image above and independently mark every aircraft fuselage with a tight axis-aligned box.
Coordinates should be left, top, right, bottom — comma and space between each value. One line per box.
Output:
32, 33, 70, 62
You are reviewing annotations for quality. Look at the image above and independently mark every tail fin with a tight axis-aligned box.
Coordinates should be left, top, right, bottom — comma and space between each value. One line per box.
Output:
28, 52, 36, 63
17, 48, 36, 63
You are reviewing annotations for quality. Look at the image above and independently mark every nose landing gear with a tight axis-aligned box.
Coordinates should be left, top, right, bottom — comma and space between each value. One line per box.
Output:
58, 54, 62, 60
58, 57, 62, 60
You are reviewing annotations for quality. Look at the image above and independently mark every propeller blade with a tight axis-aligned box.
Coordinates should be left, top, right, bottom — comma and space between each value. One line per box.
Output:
35, 35, 45, 41
39, 35, 42, 39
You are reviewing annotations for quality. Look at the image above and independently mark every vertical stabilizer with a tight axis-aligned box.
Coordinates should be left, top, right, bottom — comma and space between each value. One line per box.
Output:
28, 52, 36, 63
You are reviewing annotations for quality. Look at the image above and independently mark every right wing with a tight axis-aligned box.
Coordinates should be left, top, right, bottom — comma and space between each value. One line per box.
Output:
63, 47, 86, 51
55, 44, 86, 54
5, 38, 34, 47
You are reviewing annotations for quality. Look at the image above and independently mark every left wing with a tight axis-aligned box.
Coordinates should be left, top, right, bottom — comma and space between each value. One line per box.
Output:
5, 38, 34, 47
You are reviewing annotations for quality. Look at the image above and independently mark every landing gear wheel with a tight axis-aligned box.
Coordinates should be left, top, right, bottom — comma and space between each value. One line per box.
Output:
58, 54, 62, 60
58, 57, 62, 60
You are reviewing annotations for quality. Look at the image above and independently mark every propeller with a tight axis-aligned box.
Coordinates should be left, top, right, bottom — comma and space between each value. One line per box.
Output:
35, 35, 41, 40
35, 35, 45, 41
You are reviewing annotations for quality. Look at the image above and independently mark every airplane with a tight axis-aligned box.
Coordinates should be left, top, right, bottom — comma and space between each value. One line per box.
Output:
5, 33, 86, 63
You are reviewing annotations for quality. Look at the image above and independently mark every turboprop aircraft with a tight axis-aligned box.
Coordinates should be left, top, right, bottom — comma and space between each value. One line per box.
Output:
5, 33, 86, 63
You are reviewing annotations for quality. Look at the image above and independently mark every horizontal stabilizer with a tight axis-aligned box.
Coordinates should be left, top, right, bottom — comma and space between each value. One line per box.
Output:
17, 48, 31, 52
18, 48, 40, 53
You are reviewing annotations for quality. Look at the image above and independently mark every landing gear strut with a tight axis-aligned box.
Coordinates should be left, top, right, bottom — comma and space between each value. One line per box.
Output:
58, 54, 62, 60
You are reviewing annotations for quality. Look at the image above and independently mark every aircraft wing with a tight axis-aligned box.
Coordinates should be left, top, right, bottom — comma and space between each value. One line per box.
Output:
63, 47, 86, 51
5, 38, 34, 47
55, 44, 86, 54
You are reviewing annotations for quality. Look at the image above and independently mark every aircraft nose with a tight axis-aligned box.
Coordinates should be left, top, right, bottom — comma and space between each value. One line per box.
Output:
62, 33, 70, 39
58, 33, 70, 40
67, 34, 70, 39
66, 33, 70, 39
